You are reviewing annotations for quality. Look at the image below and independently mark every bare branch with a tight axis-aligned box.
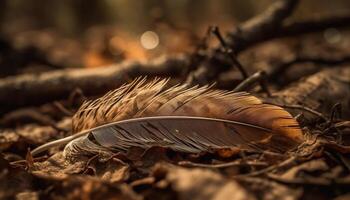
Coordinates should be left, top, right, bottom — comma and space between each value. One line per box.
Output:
187, 0, 300, 85
238, 0, 299, 42
0, 55, 188, 111
186, 0, 350, 86
276, 14, 350, 39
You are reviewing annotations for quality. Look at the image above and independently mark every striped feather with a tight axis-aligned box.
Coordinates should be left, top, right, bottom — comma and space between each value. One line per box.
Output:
61, 78, 303, 159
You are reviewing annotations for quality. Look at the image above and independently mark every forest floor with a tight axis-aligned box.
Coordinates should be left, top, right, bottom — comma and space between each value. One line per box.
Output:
1, 0, 350, 199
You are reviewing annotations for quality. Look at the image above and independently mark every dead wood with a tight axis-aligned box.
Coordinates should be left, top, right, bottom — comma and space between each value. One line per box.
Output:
2, 1, 350, 199
226, 0, 299, 52
227, 14, 350, 53
271, 66, 350, 118
272, 14, 350, 41
0, 1, 349, 111
186, 0, 350, 85
0, 55, 188, 111
186, 0, 300, 85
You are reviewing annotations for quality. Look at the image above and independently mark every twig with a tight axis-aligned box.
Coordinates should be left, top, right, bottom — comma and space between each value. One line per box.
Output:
266, 173, 331, 186
25, 148, 35, 171
321, 103, 343, 142
322, 140, 350, 154
182, 27, 212, 80
233, 71, 266, 92
1, 1, 349, 110
53, 101, 74, 116
186, 0, 300, 85
268, 103, 328, 122
0, 55, 188, 111
329, 103, 342, 124
234, 156, 297, 178
68, 88, 87, 106
337, 153, 350, 171
82, 154, 99, 175
186, 0, 350, 86
10, 155, 48, 167
178, 160, 267, 169
211, 26, 248, 78
212, 27, 271, 95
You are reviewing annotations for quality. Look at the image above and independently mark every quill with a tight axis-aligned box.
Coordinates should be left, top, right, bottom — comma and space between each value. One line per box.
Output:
32, 78, 303, 158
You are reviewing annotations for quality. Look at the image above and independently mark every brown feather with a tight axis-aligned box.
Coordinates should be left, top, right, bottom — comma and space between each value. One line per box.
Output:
62, 78, 303, 158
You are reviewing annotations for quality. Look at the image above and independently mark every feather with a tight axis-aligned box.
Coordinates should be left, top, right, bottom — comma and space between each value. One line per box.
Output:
61, 78, 303, 159
31, 78, 303, 158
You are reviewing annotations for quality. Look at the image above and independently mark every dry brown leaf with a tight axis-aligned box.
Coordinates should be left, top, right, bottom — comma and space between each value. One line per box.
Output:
33, 152, 88, 179
163, 164, 255, 200
92, 158, 130, 183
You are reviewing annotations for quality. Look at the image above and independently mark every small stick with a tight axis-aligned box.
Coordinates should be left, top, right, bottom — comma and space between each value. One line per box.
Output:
329, 103, 342, 124
68, 87, 87, 106
266, 173, 330, 186
211, 26, 271, 95
184, 26, 215, 78
234, 156, 297, 177
211, 26, 249, 78
323, 103, 343, 142
53, 101, 74, 116
10, 155, 48, 167
233, 71, 266, 92
267, 103, 328, 122
178, 160, 267, 169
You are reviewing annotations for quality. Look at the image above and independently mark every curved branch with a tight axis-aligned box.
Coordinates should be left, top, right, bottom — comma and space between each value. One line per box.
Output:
0, 55, 188, 111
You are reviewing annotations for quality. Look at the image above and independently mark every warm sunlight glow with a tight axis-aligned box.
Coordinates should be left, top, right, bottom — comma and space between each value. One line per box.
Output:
140, 31, 159, 50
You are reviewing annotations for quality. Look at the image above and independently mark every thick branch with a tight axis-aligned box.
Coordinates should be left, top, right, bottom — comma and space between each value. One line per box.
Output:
232, 14, 350, 51
187, 0, 350, 85
0, 55, 188, 111
276, 14, 350, 39
1, 1, 350, 110
236, 0, 299, 45
187, 0, 300, 85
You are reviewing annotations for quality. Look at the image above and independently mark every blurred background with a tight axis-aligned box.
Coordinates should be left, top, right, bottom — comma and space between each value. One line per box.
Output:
0, 0, 349, 76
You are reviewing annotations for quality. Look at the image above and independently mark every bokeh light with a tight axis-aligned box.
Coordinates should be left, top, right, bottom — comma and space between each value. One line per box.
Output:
140, 31, 159, 50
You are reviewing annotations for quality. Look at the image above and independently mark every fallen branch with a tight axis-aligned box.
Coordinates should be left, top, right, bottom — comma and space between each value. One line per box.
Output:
269, 103, 328, 122
1, 1, 349, 111
211, 26, 249, 78
228, 13, 350, 53
233, 71, 266, 92
227, 0, 300, 52
0, 55, 188, 111
187, 0, 350, 85
274, 14, 350, 40
235, 156, 298, 178
178, 160, 267, 169
186, 0, 300, 85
